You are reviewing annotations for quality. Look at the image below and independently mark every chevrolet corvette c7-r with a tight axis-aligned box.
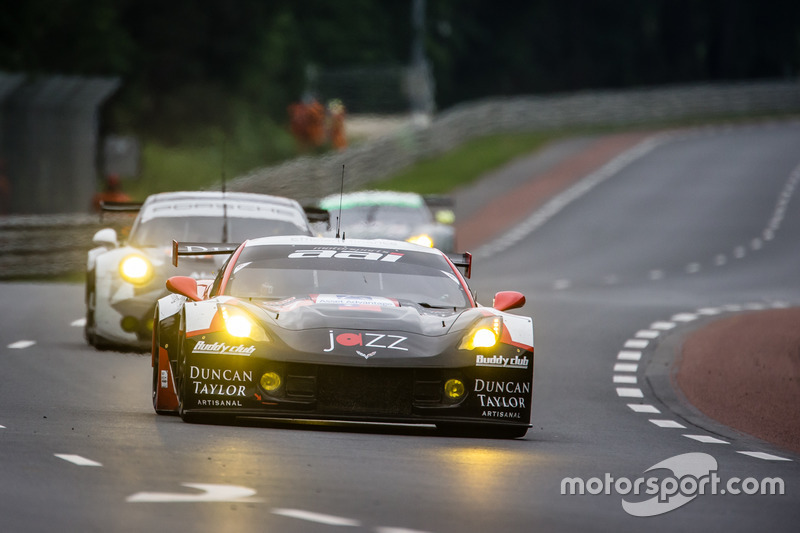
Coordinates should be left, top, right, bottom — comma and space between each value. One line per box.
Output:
152, 236, 534, 438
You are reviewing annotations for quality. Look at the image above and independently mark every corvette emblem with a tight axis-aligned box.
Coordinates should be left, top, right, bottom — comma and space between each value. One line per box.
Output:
356, 350, 377, 359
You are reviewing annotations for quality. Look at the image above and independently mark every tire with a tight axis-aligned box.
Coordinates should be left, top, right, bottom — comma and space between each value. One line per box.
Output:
151, 349, 173, 415
84, 272, 118, 351
84, 272, 97, 346
151, 312, 178, 416
176, 330, 201, 423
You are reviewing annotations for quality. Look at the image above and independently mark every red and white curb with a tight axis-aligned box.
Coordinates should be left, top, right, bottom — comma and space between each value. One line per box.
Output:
614, 301, 794, 462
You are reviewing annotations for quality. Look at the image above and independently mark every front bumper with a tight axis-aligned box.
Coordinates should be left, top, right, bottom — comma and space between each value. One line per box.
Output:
94, 276, 164, 349
180, 355, 533, 428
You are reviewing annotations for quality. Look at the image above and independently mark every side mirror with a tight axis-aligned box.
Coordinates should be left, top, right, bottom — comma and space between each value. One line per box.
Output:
166, 276, 203, 302
493, 291, 526, 311
92, 228, 118, 248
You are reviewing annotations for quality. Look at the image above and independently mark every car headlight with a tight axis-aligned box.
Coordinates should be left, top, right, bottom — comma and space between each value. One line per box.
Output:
220, 306, 270, 342
444, 378, 465, 400
407, 234, 434, 248
459, 316, 503, 350
260, 372, 282, 392
119, 255, 154, 285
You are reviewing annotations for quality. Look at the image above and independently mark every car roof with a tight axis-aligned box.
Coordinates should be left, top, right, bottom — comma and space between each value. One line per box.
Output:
138, 191, 308, 226
143, 191, 302, 208
241, 235, 444, 255
318, 190, 424, 210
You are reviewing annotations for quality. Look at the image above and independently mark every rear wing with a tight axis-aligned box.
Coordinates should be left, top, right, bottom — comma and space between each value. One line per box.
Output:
447, 251, 472, 279
172, 240, 241, 267
303, 205, 331, 226
99, 200, 143, 223
99, 200, 143, 212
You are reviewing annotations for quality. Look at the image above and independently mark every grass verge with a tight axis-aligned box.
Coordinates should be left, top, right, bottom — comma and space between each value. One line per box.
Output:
372, 131, 561, 194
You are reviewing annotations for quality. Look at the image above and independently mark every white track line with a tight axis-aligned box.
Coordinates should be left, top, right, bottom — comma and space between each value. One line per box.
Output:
627, 404, 660, 414
649, 420, 686, 429
624, 339, 649, 349
55, 454, 102, 467
650, 321, 676, 330
683, 435, 729, 444
8, 340, 35, 349
617, 350, 642, 361
736, 451, 792, 461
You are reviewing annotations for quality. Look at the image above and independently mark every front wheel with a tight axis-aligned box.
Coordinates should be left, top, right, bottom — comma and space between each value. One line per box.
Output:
152, 306, 180, 415
84, 273, 97, 346
84, 273, 116, 350
176, 333, 203, 423
152, 327, 178, 415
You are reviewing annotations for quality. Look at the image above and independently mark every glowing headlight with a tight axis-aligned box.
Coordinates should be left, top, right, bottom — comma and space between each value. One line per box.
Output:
260, 372, 282, 392
225, 315, 252, 337
471, 328, 497, 348
220, 306, 269, 342
459, 317, 503, 350
407, 234, 434, 248
444, 378, 465, 400
119, 255, 153, 285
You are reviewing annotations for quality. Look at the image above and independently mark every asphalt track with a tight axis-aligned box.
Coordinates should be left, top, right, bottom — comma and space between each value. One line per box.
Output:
1, 120, 799, 531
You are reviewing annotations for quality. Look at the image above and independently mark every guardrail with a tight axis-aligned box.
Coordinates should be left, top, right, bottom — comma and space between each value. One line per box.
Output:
227, 79, 800, 203
2, 79, 799, 279
0, 214, 127, 278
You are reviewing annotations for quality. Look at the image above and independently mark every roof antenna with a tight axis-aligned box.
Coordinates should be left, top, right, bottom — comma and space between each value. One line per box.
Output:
335, 164, 345, 239
221, 138, 229, 242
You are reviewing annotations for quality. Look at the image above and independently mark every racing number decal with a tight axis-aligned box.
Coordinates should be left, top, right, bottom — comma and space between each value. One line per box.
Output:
289, 249, 403, 262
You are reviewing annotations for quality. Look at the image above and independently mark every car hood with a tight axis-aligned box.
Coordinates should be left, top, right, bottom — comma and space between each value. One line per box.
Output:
222, 297, 490, 364
244, 296, 476, 337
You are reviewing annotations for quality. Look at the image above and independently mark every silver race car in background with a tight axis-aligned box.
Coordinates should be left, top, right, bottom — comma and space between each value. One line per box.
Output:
85, 191, 323, 351
317, 190, 456, 252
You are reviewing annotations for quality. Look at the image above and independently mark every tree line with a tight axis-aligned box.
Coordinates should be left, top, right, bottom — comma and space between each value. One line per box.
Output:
1, 0, 798, 144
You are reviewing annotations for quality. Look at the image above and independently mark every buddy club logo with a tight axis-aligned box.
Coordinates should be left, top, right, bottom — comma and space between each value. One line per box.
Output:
323, 330, 408, 359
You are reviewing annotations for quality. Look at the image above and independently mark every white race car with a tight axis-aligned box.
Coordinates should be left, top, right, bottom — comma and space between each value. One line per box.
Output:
85, 191, 323, 351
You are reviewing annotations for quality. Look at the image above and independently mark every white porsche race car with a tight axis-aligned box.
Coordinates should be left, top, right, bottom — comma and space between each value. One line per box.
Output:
85, 191, 323, 351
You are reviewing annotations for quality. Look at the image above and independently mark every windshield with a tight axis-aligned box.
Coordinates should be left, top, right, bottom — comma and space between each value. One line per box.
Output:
129, 216, 309, 247
224, 246, 470, 309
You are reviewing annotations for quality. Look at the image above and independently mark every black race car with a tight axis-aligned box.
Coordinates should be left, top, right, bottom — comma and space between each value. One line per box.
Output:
151, 236, 534, 438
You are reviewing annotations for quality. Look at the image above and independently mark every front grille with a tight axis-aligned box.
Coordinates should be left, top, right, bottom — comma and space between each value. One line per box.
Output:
286, 375, 316, 397
316, 367, 414, 415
